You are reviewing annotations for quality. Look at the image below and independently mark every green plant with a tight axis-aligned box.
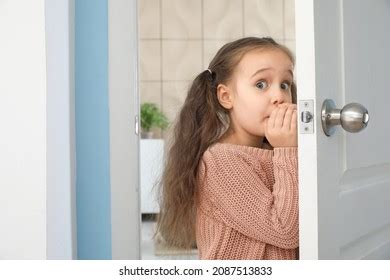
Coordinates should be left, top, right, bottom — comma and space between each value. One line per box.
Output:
140, 102, 169, 132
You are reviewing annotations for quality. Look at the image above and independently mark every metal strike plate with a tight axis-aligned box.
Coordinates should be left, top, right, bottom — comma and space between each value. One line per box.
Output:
135, 115, 139, 135
299, 100, 314, 134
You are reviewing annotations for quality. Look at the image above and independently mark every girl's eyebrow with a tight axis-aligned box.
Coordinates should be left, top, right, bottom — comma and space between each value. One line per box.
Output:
251, 68, 293, 78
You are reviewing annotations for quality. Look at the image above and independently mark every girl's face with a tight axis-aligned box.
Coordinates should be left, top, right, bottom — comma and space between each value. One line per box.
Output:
220, 48, 294, 146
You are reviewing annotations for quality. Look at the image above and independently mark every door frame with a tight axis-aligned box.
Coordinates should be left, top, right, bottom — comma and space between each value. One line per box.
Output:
108, 0, 141, 259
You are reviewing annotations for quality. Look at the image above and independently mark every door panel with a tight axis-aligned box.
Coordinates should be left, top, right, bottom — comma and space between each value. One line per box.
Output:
344, 0, 390, 168
296, 0, 390, 259
339, 0, 390, 259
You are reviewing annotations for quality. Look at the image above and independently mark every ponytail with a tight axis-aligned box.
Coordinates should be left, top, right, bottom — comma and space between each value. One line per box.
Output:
155, 69, 228, 250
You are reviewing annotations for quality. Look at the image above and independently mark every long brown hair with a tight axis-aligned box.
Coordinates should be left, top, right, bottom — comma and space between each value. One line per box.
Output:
154, 37, 297, 250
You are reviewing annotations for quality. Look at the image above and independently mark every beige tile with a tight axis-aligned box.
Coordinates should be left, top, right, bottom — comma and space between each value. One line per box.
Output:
161, 81, 191, 142
162, 81, 190, 123
203, 40, 231, 68
140, 82, 163, 138
140, 81, 162, 108
244, 0, 283, 40
162, 0, 202, 39
203, 0, 243, 39
284, 0, 295, 40
139, 40, 161, 81
138, 0, 161, 39
162, 40, 202, 81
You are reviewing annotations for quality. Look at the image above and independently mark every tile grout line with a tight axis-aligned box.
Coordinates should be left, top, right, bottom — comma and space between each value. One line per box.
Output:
283, 0, 286, 44
242, 0, 245, 37
160, 0, 163, 136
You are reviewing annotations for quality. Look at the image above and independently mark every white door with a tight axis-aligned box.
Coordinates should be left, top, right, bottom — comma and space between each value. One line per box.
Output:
296, 0, 390, 259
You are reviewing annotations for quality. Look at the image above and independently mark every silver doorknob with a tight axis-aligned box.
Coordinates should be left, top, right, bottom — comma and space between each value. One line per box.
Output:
321, 99, 369, 136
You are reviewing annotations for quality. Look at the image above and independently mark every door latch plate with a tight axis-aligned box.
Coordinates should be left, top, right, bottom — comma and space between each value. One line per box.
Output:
299, 100, 314, 134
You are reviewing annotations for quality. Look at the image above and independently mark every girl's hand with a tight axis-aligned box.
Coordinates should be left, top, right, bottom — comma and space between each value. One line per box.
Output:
264, 103, 297, 148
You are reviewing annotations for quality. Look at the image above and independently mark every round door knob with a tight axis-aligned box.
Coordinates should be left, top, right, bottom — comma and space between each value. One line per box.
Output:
321, 99, 369, 136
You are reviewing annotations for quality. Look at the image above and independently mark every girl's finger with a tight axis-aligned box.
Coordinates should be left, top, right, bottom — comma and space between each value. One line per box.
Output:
290, 109, 297, 130
283, 106, 294, 130
274, 105, 287, 128
268, 107, 277, 128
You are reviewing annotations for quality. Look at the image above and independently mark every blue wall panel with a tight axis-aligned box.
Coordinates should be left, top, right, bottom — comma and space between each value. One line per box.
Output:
75, 0, 112, 259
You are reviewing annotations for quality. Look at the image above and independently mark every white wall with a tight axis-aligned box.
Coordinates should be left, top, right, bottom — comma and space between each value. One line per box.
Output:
46, 0, 76, 259
0, 0, 47, 259
0, 0, 75, 259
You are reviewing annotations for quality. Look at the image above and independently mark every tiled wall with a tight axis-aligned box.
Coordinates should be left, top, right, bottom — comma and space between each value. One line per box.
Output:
138, 0, 295, 139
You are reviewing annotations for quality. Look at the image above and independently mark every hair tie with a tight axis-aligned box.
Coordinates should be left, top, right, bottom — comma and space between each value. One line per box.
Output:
205, 69, 215, 83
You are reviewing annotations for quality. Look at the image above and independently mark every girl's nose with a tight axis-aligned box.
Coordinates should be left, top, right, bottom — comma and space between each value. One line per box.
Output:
270, 87, 287, 105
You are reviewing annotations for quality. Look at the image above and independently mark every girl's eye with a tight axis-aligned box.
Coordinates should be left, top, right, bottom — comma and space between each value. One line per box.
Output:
256, 80, 268, 90
281, 82, 291, 90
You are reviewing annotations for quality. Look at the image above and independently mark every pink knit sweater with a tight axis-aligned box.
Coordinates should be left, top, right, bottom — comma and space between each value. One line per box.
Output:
195, 142, 299, 260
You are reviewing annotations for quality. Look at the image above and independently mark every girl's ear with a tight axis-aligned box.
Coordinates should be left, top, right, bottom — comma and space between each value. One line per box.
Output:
216, 84, 233, 109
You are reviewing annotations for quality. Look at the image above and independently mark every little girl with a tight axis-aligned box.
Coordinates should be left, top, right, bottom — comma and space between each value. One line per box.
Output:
155, 37, 299, 260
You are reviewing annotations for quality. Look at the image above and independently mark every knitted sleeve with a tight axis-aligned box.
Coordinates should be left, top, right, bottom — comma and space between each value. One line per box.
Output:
200, 146, 299, 249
